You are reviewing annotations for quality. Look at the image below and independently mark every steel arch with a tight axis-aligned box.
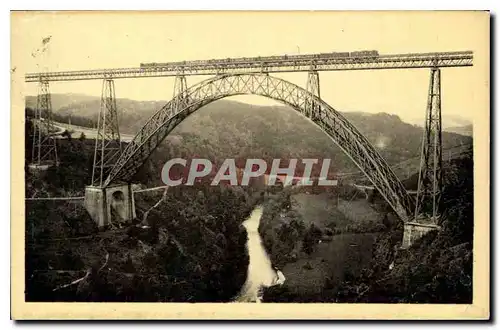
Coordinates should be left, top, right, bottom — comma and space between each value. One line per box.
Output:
103, 74, 414, 222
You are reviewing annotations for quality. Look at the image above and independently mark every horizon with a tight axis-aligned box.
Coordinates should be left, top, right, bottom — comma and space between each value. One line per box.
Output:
24, 92, 473, 128
13, 11, 485, 128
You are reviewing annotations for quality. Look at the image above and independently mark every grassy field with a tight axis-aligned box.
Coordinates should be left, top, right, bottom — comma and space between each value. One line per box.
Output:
277, 192, 385, 295
291, 193, 347, 228
281, 232, 379, 296
291, 193, 384, 229
337, 199, 385, 224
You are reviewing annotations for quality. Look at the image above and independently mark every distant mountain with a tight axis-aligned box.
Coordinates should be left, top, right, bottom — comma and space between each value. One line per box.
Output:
444, 115, 473, 128
444, 124, 473, 137
57, 98, 166, 134
407, 114, 472, 130
25, 93, 100, 113
26, 94, 165, 134
25, 94, 472, 173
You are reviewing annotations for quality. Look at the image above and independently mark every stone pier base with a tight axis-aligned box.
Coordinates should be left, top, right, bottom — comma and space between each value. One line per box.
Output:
84, 184, 136, 228
401, 222, 440, 249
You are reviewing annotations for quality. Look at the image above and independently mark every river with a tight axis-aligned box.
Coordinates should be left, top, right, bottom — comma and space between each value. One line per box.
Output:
234, 200, 379, 302
235, 206, 277, 302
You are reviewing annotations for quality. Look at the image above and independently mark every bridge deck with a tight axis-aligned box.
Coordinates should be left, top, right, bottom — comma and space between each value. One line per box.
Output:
25, 51, 473, 82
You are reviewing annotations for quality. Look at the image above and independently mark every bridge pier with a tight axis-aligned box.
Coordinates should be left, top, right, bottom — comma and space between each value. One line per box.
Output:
30, 79, 59, 170
173, 74, 188, 110
84, 184, 136, 228
401, 221, 440, 249
414, 67, 443, 220
91, 79, 122, 186
305, 71, 320, 119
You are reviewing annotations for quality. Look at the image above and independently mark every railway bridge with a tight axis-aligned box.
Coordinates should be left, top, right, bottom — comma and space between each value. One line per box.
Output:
26, 50, 474, 248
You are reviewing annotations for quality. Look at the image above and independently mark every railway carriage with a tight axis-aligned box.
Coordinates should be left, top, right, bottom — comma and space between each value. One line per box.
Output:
139, 50, 380, 69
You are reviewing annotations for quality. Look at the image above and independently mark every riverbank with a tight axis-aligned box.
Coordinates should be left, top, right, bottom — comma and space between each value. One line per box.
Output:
257, 190, 388, 301
280, 232, 379, 296
25, 185, 255, 302
235, 206, 277, 302
260, 153, 473, 303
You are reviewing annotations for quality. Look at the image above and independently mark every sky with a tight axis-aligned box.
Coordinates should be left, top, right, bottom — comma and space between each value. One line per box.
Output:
11, 11, 489, 126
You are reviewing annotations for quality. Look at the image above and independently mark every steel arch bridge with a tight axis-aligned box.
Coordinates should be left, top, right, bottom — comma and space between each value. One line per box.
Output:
102, 73, 414, 222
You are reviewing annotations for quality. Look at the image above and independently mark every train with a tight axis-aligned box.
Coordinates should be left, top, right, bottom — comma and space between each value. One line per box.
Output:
139, 50, 380, 68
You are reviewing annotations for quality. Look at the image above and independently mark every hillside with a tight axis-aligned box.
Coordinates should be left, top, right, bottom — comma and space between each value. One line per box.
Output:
24, 95, 475, 304
26, 94, 472, 176
24, 125, 258, 302
25, 93, 100, 113
262, 151, 474, 303
407, 114, 472, 131
445, 124, 473, 137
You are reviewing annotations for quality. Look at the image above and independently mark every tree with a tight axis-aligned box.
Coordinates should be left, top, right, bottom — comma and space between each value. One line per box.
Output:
79, 132, 86, 141
61, 130, 72, 141
302, 224, 322, 255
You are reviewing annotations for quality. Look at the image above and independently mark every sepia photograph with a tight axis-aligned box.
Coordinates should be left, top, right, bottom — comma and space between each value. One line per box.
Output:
10, 10, 490, 319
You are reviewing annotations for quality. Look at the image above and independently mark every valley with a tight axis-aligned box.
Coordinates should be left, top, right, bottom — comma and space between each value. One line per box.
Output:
24, 96, 474, 303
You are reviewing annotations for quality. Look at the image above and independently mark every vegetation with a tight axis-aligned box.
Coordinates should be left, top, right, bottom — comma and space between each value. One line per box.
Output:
257, 184, 392, 270
258, 191, 306, 268
25, 117, 260, 302
26, 184, 255, 302
24, 95, 474, 303
262, 152, 474, 303
26, 97, 472, 174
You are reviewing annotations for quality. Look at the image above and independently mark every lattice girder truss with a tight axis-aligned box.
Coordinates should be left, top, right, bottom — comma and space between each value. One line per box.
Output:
103, 74, 414, 221
414, 68, 443, 222
25, 51, 473, 82
91, 79, 122, 186
305, 71, 321, 119
31, 80, 58, 165
172, 74, 188, 110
